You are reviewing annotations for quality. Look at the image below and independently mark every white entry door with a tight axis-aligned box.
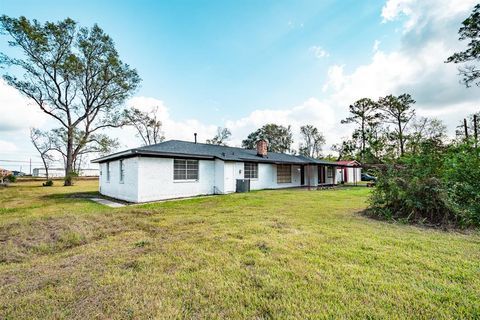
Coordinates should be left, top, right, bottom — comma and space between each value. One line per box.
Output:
224, 162, 236, 193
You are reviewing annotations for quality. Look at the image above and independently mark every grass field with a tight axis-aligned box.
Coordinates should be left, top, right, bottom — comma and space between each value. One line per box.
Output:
1, 180, 480, 319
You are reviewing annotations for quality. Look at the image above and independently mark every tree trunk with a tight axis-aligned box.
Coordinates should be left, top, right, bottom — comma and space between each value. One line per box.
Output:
42, 156, 49, 181
64, 130, 74, 186
398, 120, 404, 157
361, 120, 366, 162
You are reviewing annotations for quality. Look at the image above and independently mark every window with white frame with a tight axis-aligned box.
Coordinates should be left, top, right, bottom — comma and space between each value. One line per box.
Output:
244, 162, 258, 179
277, 164, 292, 183
327, 166, 334, 178
174, 159, 199, 181
106, 162, 110, 182
119, 160, 124, 183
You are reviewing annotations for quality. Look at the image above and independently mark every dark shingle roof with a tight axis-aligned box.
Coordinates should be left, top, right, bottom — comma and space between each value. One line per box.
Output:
91, 140, 340, 166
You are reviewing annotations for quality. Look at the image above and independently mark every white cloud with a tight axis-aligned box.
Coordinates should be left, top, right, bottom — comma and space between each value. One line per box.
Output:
225, 98, 337, 149
0, 79, 48, 132
113, 96, 218, 148
309, 46, 330, 59
116, 97, 338, 152
323, 0, 480, 137
381, 0, 476, 32
2, 0, 480, 160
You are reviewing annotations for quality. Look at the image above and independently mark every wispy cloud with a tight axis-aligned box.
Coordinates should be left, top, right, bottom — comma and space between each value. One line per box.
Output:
309, 46, 329, 59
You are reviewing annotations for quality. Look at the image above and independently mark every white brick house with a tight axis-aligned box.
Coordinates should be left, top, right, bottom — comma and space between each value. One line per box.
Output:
92, 140, 346, 203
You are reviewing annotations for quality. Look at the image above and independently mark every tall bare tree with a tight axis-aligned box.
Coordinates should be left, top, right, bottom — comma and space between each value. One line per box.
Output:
0, 16, 140, 185
408, 117, 447, 154
30, 128, 55, 180
298, 125, 325, 158
206, 127, 231, 146
49, 127, 119, 169
124, 106, 165, 146
378, 94, 415, 157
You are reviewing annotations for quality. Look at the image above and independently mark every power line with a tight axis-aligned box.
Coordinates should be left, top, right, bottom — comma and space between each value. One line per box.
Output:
0, 159, 44, 163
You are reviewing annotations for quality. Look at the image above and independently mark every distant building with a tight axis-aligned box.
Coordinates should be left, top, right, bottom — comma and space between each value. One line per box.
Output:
335, 160, 362, 183
32, 167, 99, 177
12, 171, 26, 176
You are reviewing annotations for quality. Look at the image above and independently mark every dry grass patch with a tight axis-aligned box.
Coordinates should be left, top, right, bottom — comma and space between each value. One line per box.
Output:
0, 181, 479, 318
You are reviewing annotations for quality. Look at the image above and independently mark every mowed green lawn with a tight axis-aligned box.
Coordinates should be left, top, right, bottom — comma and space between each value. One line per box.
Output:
1, 181, 479, 319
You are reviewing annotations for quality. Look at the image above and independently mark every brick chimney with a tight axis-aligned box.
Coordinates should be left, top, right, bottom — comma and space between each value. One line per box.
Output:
256, 139, 268, 157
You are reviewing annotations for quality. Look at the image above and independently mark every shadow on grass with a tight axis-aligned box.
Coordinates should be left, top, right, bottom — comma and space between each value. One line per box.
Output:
41, 191, 101, 201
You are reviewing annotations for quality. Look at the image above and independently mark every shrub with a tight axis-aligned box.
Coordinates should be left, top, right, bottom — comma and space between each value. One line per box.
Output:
368, 140, 480, 228
43, 180, 54, 187
6, 174, 16, 183
368, 165, 454, 226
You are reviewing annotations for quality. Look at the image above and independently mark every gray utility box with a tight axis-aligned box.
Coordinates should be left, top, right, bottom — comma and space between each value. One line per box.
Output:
236, 179, 251, 193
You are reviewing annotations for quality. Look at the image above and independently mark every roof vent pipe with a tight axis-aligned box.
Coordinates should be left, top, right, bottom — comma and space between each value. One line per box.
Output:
194, 133, 197, 144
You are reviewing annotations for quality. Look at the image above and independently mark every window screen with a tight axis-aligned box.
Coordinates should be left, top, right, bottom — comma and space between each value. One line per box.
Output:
174, 159, 199, 180
277, 164, 292, 183
119, 160, 124, 183
106, 162, 110, 182
327, 166, 334, 178
244, 162, 258, 179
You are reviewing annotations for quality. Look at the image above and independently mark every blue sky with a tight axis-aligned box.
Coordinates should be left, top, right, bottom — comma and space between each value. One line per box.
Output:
1, 0, 398, 122
0, 0, 479, 171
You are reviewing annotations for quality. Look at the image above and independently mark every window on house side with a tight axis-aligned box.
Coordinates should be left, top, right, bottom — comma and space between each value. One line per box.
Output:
277, 164, 292, 183
327, 166, 334, 178
119, 160, 124, 183
106, 162, 110, 182
244, 162, 258, 179
174, 159, 199, 180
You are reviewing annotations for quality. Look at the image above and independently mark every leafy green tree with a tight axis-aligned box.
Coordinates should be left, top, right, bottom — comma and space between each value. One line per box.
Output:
298, 125, 325, 158
124, 106, 165, 146
49, 127, 119, 176
331, 139, 357, 161
378, 94, 415, 157
446, 4, 480, 87
341, 98, 382, 162
206, 127, 231, 146
242, 124, 293, 153
0, 16, 140, 185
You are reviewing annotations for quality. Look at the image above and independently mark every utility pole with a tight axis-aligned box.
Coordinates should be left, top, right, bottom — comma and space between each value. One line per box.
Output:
29, 158, 32, 175
464, 118, 469, 140
474, 114, 478, 148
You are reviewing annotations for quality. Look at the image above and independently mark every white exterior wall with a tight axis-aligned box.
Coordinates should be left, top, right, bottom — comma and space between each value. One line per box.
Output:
214, 159, 225, 194
99, 158, 139, 202
336, 167, 362, 183
98, 156, 341, 203
137, 157, 216, 202
249, 163, 302, 190
347, 167, 362, 183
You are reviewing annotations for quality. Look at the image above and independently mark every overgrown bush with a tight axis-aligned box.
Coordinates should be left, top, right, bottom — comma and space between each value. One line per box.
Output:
43, 180, 54, 187
368, 140, 480, 228
6, 174, 16, 183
